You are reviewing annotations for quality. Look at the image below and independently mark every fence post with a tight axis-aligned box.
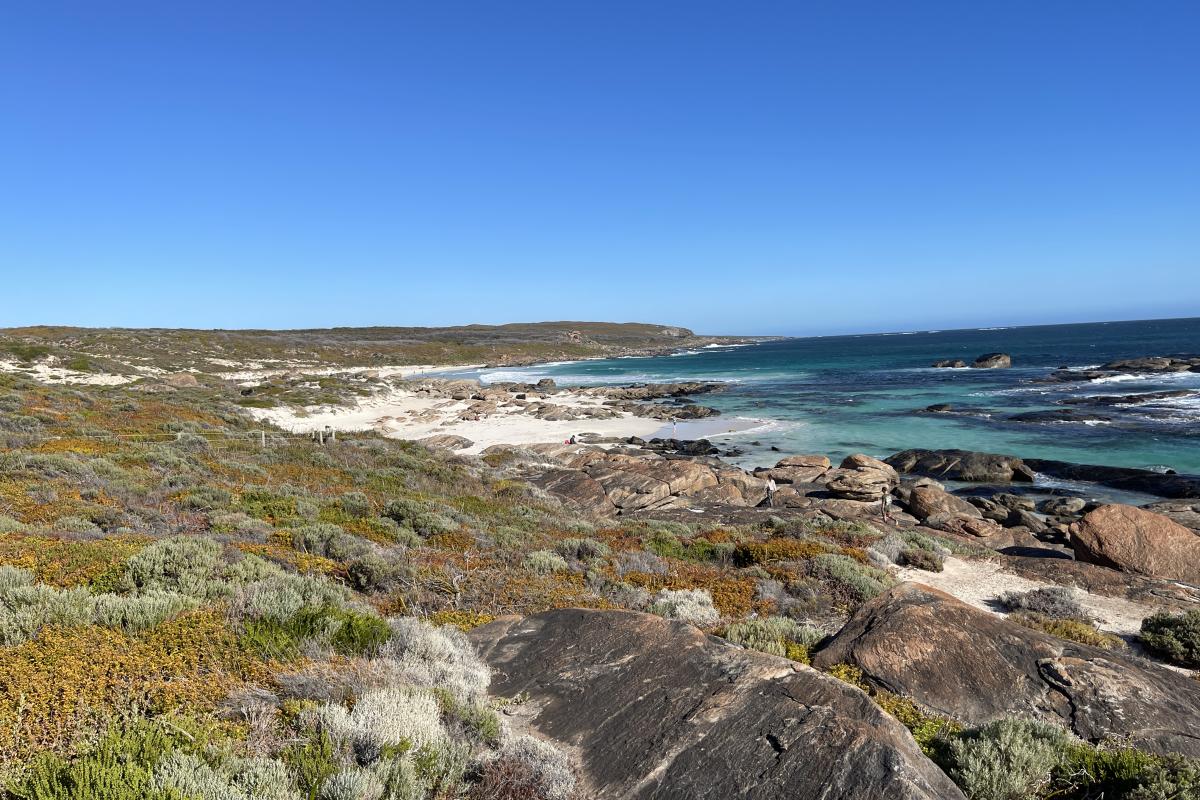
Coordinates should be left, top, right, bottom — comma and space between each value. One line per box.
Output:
260, 430, 266, 449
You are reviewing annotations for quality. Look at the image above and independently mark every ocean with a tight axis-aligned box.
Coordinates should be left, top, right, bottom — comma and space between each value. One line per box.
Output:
457, 317, 1200, 476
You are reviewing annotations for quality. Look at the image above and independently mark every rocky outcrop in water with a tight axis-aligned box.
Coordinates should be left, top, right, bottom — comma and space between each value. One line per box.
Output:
931, 359, 966, 368
470, 608, 965, 800
812, 583, 1200, 757
971, 352, 1012, 368
885, 449, 1035, 483
1099, 355, 1200, 373
1025, 459, 1200, 499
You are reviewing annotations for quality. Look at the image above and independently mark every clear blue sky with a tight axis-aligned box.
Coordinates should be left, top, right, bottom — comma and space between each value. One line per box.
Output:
2, 1, 1197, 336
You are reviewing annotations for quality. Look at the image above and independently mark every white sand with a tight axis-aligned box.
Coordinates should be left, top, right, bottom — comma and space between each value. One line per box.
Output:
244, 385, 665, 453
893, 556, 1157, 636
0, 358, 137, 386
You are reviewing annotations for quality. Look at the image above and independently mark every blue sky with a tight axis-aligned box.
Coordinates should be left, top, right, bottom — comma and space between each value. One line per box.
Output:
1, 1, 1197, 336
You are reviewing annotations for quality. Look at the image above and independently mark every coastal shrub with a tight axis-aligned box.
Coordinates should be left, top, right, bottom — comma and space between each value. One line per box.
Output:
648, 588, 720, 627
492, 735, 575, 800
312, 686, 448, 754
898, 547, 944, 572
51, 515, 100, 534
1139, 610, 1200, 667
182, 486, 233, 511
0, 514, 26, 533
319, 768, 387, 800
338, 491, 373, 518
523, 550, 568, 575
553, 537, 610, 562
380, 617, 491, 704
125, 536, 225, 597
383, 499, 458, 538
230, 573, 350, 625
209, 511, 272, 538
723, 616, 823, 660
615, 550, 667, 576
732, 537, 832, 567
999, 586, 1088, 621
291, 523, 373, 561
3, 717, 204, 800
153, 751, 300, 800
1008, 612, 1125, 650
346, 552, 409, 593
945, 718, 1072, 800
91, 590, 201, 633
808, 553, 894, 603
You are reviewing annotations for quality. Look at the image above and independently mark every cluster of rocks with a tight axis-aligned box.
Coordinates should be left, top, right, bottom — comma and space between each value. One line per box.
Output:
931, 352, 1012, 369
1041, 354, 1200, 383
408, 378, 722, 423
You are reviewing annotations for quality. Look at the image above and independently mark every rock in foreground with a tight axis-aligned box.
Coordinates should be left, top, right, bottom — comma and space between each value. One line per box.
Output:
813, 583, 1200, 757
471, 609, 963, 800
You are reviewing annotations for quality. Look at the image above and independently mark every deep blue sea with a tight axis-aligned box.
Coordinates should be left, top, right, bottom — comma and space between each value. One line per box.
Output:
463, 318, 1200, 475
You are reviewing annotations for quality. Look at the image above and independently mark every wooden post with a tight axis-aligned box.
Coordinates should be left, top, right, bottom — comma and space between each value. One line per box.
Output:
260, 430, 266, 449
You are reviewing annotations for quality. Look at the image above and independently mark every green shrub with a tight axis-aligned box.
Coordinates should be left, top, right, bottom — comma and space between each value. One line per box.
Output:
723, 616, 823, 659
345, 553, 408, 593
523, 550, 568, 575
1140, 610, 1200, 667
809, 554, 894, 603
945, 718, 1072, 800
241, 606, 388, 660
5, 717, 215, 800
898, 547, 944, 572
125, 536, 225, 598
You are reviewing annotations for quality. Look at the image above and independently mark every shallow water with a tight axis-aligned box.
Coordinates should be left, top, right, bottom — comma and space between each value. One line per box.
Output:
456, 318, 1200, 473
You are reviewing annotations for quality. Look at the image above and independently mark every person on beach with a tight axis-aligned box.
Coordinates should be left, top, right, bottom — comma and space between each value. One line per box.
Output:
880, 486, 894, 522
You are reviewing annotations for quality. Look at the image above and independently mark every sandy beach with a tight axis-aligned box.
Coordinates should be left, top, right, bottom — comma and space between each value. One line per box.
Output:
244, 382, 672, 453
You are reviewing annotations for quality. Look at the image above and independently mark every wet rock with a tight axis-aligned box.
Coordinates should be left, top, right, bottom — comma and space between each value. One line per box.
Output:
923, 403, 954, 412
1007, 409, 1111, 424
1061, 389, 1196, 406
812, 583, 1200, 757
971, 352, 1012, 368
886, 449, 1035, 483
931, 359, 967, 368
1141, 500, 1200, 532
471, 608, 964, 800
1024, 459, 1200, 499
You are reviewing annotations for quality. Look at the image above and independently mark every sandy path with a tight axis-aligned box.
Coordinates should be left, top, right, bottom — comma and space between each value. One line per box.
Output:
893, 557, 1157, 636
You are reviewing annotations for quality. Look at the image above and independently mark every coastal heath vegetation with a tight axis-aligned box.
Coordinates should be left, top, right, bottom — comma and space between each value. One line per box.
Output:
0, 361, 1197, 798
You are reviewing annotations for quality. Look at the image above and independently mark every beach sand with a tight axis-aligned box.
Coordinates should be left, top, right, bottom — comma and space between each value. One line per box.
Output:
244, 385, 669, 453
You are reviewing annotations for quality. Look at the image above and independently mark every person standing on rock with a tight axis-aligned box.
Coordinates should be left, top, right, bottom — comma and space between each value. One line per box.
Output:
881, 486, 894, 523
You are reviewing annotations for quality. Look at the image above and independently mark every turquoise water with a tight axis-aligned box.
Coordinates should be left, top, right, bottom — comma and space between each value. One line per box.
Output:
461, 318, 1200, 474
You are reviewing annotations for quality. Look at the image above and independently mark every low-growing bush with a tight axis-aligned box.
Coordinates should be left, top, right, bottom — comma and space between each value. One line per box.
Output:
553, 537, 610, 562
808, 554, 894, 603
898, 548, 944, 572
648, 588, 720, 627
523, 551, 569, 575
946, 718, 1073, 800
1140, 610, 1200, 667
1008, 612, 1125, 650
723, 616, 823, 661
999, 586, 1088, 621
381, 617, 491, 705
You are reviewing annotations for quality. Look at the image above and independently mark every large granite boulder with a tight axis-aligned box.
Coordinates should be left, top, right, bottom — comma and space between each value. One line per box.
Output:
971, 352, 1012, 368
885, 449, 1035, 483
813, 583, 1200, 757
528, 469, 616, 517
824, 454, 898, 501
903, 484, 982, 521
1070, 504, 1200, 583
418, 434, 474, 451
471, 609, 964, 800
753, 454, 832, 485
